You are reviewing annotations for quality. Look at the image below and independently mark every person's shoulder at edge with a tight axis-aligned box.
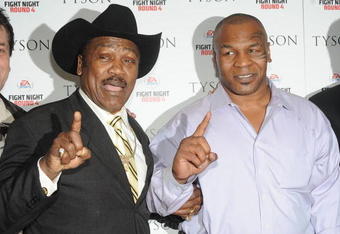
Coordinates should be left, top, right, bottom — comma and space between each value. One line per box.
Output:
309, 84, 340, 105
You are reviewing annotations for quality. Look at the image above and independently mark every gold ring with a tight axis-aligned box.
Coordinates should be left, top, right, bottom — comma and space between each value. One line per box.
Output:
188, 207, 195, 216
58, 148, 65, 157
185, 207, 196, 221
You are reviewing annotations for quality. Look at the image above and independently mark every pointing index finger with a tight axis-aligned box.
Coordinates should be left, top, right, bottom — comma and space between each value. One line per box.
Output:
193, 112, 211, 137
71, 111, 82, 133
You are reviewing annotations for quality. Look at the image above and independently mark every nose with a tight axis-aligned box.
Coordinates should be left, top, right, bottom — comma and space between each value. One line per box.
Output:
234, 52, 252, 68
108, 59, 124, 75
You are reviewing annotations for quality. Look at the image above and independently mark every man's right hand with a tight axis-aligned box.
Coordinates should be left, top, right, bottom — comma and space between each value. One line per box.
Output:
172, 112, 217, 184
39, 111, 91, 180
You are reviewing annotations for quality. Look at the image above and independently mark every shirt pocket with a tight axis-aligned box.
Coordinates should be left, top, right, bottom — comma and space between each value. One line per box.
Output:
274, 148, 314, 189
262, 128, 315, 190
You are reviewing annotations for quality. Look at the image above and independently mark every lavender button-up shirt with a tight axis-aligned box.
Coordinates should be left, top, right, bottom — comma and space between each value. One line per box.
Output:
147, 82, 340, 234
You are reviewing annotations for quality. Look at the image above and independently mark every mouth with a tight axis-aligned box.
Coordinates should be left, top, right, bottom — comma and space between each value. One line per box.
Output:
234, 73, 256, 82
102, 77, 127, 92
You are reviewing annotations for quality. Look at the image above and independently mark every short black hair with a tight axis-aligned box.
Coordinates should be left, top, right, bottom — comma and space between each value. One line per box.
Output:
0, 8, 14, 56
213, 13, 268, 50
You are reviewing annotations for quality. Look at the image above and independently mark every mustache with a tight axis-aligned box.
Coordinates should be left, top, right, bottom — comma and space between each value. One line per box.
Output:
102, 76, 127, 88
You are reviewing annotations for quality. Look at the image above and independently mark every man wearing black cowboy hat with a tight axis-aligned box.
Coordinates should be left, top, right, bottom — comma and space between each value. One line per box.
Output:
0, 4, 198, 233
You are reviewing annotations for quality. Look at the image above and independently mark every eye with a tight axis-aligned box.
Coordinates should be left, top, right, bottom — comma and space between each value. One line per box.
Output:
223, 50, 235, 56
99, 55, 109, 61
248, 46, 264, 56
123, 57, 137, 64
0, 48, 7, 54
249, 48, 259, 54
96, 52, 112, 62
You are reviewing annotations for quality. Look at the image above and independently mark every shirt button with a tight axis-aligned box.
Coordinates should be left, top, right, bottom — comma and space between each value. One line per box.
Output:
42, 187, 48, 196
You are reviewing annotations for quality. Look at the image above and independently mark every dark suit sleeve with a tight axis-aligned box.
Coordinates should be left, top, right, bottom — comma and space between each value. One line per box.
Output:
149, 213, 184, 230
0, 118, 57, 233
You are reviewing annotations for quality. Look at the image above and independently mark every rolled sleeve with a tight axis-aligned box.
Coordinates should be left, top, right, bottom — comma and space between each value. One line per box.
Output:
147, 166, 194, 216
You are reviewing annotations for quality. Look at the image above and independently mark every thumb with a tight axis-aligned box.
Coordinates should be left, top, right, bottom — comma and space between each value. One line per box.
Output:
71, 111, 82, 133
199, 152, 218, 170
208, 152, 218, 163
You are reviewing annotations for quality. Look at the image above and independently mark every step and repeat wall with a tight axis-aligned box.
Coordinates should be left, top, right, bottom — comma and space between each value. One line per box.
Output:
1, 0, 339, 233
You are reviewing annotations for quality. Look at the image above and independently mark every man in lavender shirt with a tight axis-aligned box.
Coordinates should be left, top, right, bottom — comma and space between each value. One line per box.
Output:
147, 13, 340, 234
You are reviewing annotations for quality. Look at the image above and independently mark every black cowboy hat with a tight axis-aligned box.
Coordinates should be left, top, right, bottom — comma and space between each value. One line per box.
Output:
52, 4, 161, 78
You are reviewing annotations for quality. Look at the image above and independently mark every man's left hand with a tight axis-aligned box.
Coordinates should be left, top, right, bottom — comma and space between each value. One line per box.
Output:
173, 185, 202, 220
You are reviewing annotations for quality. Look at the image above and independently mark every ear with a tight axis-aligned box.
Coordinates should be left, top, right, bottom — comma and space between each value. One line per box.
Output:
77, 55, 83, 76
266, 42, 272, 63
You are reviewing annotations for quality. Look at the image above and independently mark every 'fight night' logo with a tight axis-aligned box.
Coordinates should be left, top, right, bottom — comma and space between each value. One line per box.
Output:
255, 0, 287, 10
3, 0, 40, 13
8, 94, 43, 107
9, 79, 43, 106
132, 0, 167, 11
319, 0, 340, 10
195, 44, 213, 56
135, 77, 170, 102
194, 29, 215, 56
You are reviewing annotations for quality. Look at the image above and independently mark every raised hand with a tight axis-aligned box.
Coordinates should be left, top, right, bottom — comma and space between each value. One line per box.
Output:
39, 111, 91, 180
172, 112, 217, 184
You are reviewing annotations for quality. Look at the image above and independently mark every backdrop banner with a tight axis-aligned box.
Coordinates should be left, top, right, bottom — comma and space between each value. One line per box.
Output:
1, 0, 339, 232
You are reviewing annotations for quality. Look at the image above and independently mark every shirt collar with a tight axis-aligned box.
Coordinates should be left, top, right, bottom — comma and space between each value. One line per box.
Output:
0, 98, 14, 124
209, 78, 291, 111
268, 80, 291, 110
78, 89, 129, 125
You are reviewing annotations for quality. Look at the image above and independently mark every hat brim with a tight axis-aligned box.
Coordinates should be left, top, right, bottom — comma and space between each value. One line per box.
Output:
52, 18, 161, 78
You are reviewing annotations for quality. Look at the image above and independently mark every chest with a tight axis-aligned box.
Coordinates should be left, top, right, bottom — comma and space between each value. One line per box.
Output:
199, 107, 315, 190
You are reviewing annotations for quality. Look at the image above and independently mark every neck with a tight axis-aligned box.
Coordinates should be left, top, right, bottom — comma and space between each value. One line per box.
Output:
226, 82, 271, 108
225, 80, 271, 133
